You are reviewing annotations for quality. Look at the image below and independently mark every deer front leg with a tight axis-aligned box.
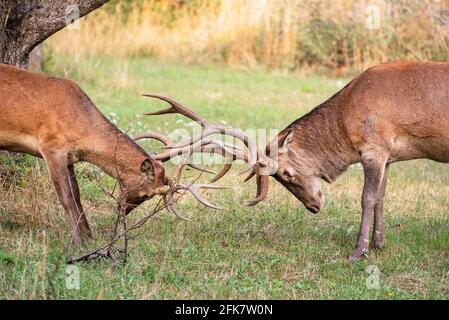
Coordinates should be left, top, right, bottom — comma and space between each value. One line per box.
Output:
42, 150, 90, 246
371, 163, 389, 249
349, 149, 389, 261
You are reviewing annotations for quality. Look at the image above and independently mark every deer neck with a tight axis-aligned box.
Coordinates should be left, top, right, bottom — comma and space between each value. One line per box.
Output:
289, 102, 357, 182
81, 123, 148, 186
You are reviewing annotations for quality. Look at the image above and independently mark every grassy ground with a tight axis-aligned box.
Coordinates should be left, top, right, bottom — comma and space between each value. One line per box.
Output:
1, 56, 448, 299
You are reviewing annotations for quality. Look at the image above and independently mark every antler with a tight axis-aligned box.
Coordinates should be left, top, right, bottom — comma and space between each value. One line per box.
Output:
245, 166, 270, 206
162, 161, 227, 221
134, 131, 246, 182
140, 94, 277, 206
243, 136, 280, 206
141, 94, 258, 172
135, 132, 214, 174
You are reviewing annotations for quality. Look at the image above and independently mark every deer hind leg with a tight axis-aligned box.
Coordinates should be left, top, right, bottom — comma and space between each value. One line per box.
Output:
41, 149, 91, 246
68, 164, 92, 238
350, 148, 389, 261
370, 163, 389, 250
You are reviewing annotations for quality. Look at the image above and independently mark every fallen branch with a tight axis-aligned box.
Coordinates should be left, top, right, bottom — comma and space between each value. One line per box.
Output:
66, 197, 165, 264
67, 161, 209, 265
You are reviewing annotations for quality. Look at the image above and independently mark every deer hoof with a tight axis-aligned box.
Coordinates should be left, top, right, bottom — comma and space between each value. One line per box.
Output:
370, 241, 384, 250
348, 248, 368, 262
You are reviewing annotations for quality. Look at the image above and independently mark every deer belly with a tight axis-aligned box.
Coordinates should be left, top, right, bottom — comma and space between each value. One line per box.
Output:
389, 135, 427, 162
416, 137, 449, 163
0, 132, 41, 157
390, 135, 449, 163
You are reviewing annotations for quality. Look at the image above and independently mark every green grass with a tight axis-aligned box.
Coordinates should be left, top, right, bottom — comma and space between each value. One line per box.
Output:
1, 56, 448, 299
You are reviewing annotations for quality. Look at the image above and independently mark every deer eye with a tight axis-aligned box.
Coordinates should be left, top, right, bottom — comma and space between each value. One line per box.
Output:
283, 170, 292, 179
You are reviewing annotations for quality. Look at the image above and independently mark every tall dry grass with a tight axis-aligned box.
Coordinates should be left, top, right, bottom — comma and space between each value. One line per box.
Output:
0, 156, 61, 229
47, 0, 449, 74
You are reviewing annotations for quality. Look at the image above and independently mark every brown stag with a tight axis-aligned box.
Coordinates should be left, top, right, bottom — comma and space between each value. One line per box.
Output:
143, 61, 449, 261
0, 64, 238, 246
247, 61, 449, 260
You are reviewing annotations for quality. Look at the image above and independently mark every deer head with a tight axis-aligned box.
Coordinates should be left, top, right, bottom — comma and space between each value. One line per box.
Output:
269, 130, 324, 213
118, 155, 169, 215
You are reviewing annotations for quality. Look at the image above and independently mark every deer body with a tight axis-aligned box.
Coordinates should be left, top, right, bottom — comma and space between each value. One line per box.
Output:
265, 61, 449, 260
0, 64, 167, 245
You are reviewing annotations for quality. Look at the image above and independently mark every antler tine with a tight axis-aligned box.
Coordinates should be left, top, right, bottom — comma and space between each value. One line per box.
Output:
236, 165, 256, 176
210, 164, 232, 183
134, 131, 216, 174
171, 161, 187, 182
243, 166, 256, 182
134, 132, 173, 146
164, 193, 192, 222
245, 174, 269, 206
163, 183, 225, 221
186, 163, 216, 175
178, 183, 226, 210
141, 94, 206, 125
154, 138, 240, 164
162, 160, 193, 221
167, 204, 192, 221
162, 159, 225, 218
200, 144, 246, 161
164, 137, 241, 151
199, 144, 248, 183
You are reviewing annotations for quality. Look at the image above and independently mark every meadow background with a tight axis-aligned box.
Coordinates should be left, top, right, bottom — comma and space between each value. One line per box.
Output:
1, 0, 449, 299
48, 0, 449, 75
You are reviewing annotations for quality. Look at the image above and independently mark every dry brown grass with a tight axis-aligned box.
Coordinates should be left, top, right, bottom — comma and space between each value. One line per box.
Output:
0, 156, 118, 242
0, 158, 60, 229
47, 0, 449, 74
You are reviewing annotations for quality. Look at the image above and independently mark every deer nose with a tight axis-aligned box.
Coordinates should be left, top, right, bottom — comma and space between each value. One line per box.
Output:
308, 204, 321, 214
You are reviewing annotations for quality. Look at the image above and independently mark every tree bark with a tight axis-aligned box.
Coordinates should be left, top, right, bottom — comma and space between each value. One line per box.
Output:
0, 0, 110, 69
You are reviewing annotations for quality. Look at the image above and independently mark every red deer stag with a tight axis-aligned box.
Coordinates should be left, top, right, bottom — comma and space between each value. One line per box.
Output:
0, 64, 237, 245
142, 61, 449, 261
246, 61, 449, 260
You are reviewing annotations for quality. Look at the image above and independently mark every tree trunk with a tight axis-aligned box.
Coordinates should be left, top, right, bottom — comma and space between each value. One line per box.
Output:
0, 0, 110, 69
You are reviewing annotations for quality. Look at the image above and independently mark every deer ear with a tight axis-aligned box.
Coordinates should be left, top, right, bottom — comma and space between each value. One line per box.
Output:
140, 158, 154, 174
279, 131, 294, 148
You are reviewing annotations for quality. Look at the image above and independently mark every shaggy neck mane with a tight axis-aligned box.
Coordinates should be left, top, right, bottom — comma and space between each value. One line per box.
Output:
286, 90, 356, 182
